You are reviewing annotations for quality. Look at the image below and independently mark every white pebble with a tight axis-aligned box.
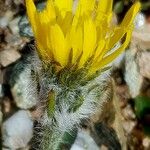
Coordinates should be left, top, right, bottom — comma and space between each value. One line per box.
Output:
71, 129, 99, 150
2, 110, 33, 149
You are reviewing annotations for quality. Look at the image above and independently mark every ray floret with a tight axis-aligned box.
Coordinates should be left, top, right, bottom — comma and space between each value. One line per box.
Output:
26, 0, 141, 75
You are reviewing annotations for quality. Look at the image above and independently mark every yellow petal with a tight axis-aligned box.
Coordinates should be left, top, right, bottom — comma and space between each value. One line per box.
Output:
121, 2, 141, 27
50, 24, 68, 67
72, 0, 96, 28
70, 25, 83, 64
59, 12, 73, 35
88, 2, 141, 75
45, 0, 56, 22
89, 29, 132, 75
78, 0, 95, 15
54, 0, 73, 17
36, 40, 52, 60
99, 30, 132, 68
37, 0, 56, 24
35, 18, 53, 60
35, 14, 48, 47
108, 2, 141, 50
27, 10, 52, 60
98, 0, 113, 13
79, 18, 97, 67
96, 0, 113, 26
93, 39, 105, 61
93, 26, 106, 62
25, 0, 37, 33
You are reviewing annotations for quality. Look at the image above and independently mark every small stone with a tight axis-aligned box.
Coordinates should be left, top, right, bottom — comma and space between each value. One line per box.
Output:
101, 145, 108, 150
132, 24, 150, 50
113, 52, 125, 68
2, 110, 33, 149
0, 49, 21, 67
4, 30, 22, 46
143, 137, 150, 149
125, 22, 150, 98
0, 84, 4, 98
116, 85, 130, 105
10, 67, 38, 109
9, 17, 21, 35
14, 0, 24, 5
71, 129, 99, 150
19, 15, 33, 37
122, 105, 136, 120
112, 69, 125, 85
122, 120, 136, 134
0, 11, 13, 28
0, 17, 9, 28
2, 96, 17, 118
125, 49, 143, 98
138, 51, 150, 79
0, 1, 7, 15
134, 13, 145, 29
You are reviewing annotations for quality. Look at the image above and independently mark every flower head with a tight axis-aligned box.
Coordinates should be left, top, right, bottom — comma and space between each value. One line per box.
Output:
26, 0, 140, 75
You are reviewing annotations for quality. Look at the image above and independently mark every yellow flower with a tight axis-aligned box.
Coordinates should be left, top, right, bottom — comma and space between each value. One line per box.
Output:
26, 0, 140, 75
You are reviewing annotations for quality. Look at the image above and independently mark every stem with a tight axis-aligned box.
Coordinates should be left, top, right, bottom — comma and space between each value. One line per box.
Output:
41, 126, 77, 150
41, 127, 63, 150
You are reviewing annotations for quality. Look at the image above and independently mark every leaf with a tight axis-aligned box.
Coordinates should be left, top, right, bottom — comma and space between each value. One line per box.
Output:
58, 128, 78, 149
135, 96, 150, 119
48, 90, 56, 117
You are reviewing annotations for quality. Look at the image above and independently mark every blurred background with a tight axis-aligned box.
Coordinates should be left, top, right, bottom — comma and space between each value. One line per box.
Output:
0, 0, 150, 149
